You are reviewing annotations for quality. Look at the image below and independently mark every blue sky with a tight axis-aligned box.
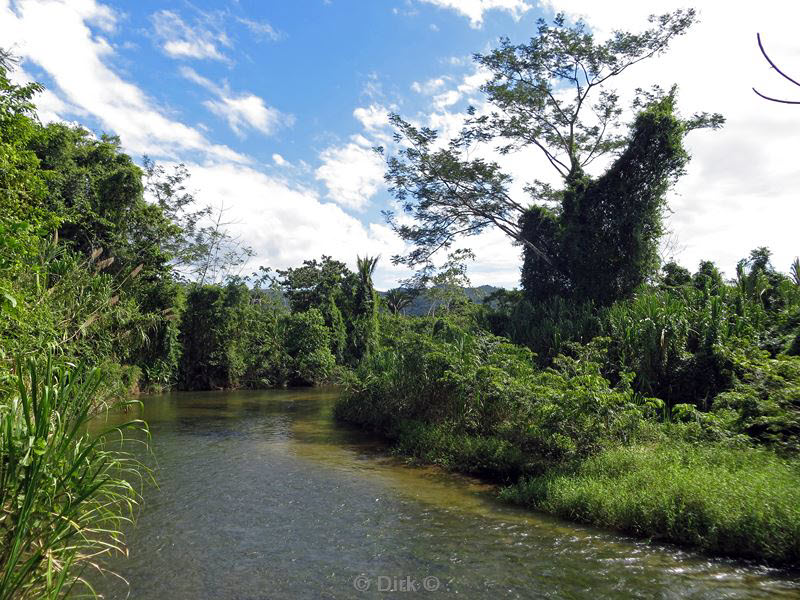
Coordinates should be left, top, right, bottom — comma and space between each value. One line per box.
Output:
3, 0, 799, 289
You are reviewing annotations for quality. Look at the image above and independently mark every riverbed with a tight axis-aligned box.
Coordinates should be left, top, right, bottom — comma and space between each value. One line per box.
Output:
91, 388, 799, 598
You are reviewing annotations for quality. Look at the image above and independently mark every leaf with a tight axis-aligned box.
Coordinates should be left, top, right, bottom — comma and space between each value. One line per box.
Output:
2, 291, 17, 308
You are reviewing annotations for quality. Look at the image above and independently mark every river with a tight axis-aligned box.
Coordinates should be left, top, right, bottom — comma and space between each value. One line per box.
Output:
90, 388, 799, 599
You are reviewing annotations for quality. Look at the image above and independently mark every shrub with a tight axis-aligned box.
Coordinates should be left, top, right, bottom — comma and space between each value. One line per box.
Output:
337, 318, 651, 468
712, 350, 800, 453
282, 309, 336, 386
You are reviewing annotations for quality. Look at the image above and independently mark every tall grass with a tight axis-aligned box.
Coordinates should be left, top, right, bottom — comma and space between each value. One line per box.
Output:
0, 357, 146, 599
502, 440, 800, 564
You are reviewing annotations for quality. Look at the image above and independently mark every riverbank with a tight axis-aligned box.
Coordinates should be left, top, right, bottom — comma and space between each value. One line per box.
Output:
501, 440, 800, 565
334, 318, 800, 567
368, 417, 800, 566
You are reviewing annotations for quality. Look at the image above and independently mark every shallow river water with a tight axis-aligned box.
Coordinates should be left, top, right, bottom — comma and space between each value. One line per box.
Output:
90, 388, 799, 599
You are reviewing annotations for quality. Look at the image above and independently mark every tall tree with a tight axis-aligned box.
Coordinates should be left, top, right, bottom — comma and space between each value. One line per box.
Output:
277, 255, 353, 360
381, 11, 723, 304
0, 50, 53, 285
349, 255, 379, 363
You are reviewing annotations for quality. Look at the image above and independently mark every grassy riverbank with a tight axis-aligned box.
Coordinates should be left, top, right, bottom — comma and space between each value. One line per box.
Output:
335, 309, 800, 566
502, 441, 800, 564
392, 419, 800, 564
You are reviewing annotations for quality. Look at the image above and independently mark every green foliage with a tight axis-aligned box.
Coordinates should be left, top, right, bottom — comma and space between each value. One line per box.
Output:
323, 294, 347, 362
0, 240, 159, 399
503, 441, 800, 565
337, 317, 649, 470
383, 288, 415, 315
604, 288, 695, 399
30, 125, 150, 264
178, 282, 291, 390
339, 250, 800, 564
0, 357, 146, 598
394, 421, 527, 480
420, 249, 474, 316
713, 351, 800, 453
282, 308, 336, 386
348, 255, 379, 364
0, 52, 55, 284
481, 293, 599, 365
178, 284, 239, 390
276, 255, 371, 364
660, 261, 692, 288
277, 255, 352, 314
522, 92, 708, 304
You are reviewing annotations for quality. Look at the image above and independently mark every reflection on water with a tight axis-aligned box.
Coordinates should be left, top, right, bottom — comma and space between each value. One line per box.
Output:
89, 389, 799, 599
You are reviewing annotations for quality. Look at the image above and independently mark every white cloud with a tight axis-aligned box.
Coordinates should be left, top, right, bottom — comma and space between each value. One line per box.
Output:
181, 67, 293, 137
411, 77, 447, 95
272, 153, 287, 166
236, 17, 283, 42
353, 104, 391, 133
431, 68, 489, 109
183, 162, 408, 289
151, 9, 229, 61
418, 0, 532, 28
361, 71, 385, 100
0, 0, 247, 163
316, 135, 385, 211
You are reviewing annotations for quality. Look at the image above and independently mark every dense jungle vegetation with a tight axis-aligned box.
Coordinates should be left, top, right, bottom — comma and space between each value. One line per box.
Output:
1, 9, 799, 596
338, 10, 800, 567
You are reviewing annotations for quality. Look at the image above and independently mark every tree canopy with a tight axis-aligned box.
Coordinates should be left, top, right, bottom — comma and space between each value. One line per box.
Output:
381, 10, 723, 304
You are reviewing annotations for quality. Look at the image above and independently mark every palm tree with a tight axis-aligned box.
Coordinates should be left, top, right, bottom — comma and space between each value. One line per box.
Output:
385, 288, 414, 315
356, 255, 379, 290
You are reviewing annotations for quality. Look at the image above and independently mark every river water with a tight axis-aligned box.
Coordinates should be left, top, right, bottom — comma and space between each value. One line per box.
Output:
91, 388, 798, 599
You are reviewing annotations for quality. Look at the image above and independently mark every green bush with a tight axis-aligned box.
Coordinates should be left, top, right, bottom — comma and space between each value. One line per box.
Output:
337, 317, 651, 468
178, 283, 293, 390
282, 308, 336, 386
394, 421, 527, 481
712, 350, 800, 453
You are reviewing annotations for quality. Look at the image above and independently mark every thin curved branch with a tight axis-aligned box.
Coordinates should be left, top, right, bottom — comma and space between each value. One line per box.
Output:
757, 32, 800, 88
752, 87, 800, 104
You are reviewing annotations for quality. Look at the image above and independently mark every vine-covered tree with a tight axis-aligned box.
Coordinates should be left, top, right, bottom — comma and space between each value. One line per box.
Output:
277, 255, 352, 360
349, 255, 379, 363
381, 11, 723, 305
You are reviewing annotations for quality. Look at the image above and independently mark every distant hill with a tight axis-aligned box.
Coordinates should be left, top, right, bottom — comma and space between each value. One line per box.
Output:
377, 284, 504, 316
254, 284, 507, 317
